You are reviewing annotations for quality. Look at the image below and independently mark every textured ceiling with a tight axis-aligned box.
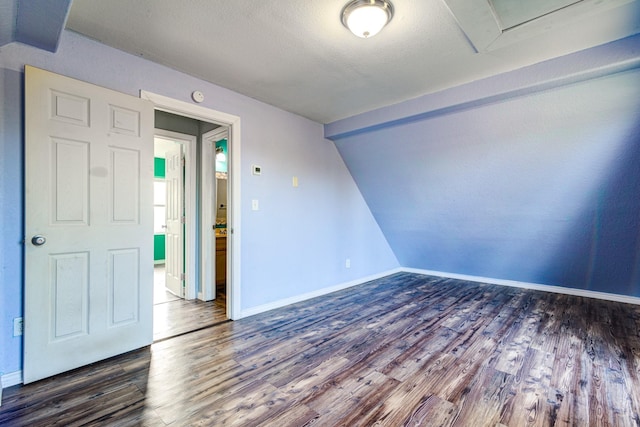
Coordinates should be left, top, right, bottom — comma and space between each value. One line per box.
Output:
65, 0, 640, 123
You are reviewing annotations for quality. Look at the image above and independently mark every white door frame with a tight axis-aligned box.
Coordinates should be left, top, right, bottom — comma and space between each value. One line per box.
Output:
201, 127, 229, 301
140, 90, 241, 320
155, 129, 197, 300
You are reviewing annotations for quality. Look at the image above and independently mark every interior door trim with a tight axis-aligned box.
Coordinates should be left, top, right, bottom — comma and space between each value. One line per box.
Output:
140, 90, 242, 320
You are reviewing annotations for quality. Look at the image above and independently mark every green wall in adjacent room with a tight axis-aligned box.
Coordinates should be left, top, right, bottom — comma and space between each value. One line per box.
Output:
154, 157, 166, 178
154, 157, 166, 261
154, 234, 166, 262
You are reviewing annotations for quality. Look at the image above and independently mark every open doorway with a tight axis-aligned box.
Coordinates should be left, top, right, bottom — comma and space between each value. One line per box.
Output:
142, 91, 241, 322
148, 105, 238, 341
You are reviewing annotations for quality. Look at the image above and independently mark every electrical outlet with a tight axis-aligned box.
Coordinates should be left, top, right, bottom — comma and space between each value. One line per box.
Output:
345, 258, 351, 268
13, 317, 23, 336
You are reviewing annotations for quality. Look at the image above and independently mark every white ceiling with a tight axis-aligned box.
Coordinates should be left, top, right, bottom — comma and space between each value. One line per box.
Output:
65, 0, 640, 124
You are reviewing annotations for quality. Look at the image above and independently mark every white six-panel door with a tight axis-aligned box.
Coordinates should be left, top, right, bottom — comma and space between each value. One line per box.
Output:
164, 143, 184, 297
24, 66, 154, 383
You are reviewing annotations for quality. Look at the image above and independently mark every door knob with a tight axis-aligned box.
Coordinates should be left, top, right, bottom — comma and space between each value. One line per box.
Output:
31, 235, 46, 246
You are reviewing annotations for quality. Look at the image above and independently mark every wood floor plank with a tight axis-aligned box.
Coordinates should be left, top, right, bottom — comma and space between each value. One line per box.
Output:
2, 273, 640, 426
498, 347, 555, 427
242, 404, 319, 427
325, 385, 402, 427
176, 378, 293, 427
254, 340, 354, 389
379, 326, 460, 382
491, 294, 543, 376
301, 369, 398, 426
150, 361, 258, 424
354, 353, 461, 425
402, 394, 458, 427
153, 298, 226, 341
436, 332, 500, 403
448, 365, 514, 426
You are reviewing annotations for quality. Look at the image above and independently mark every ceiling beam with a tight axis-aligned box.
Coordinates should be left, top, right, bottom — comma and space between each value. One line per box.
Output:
7, 0, 72, 52
324, 34, 640, 141
0, 0, 17, 47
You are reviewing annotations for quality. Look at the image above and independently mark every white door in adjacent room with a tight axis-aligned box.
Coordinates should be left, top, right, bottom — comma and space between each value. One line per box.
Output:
164, 143, 184, 297
24, 66, 154, 383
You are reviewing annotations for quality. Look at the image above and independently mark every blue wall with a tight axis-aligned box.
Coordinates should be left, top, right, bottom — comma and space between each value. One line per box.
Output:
0, 30, 398, 377
0, 67, 24, 378
328, 35, 640, 298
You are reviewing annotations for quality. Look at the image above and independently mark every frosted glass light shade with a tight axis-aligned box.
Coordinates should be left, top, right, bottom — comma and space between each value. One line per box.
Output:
342, 0, 394, 38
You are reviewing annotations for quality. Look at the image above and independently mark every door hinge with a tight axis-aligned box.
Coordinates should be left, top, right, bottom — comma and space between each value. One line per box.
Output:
181, 157, 186, 167
180, 273, 186, 281
181, 216, 186, 224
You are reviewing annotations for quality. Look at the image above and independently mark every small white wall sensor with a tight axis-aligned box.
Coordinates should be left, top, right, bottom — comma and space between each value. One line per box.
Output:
191, 91, 205, 103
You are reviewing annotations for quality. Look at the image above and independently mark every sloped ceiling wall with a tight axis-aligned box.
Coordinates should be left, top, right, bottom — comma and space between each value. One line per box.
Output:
0, 0, 71, 51
328, 35, 640, 298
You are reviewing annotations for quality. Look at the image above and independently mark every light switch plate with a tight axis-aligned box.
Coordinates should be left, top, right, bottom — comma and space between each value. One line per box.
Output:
13, 317, 23, 336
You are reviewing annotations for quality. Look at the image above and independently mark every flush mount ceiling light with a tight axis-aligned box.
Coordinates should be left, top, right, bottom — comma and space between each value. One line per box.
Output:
342, 0, 394, 38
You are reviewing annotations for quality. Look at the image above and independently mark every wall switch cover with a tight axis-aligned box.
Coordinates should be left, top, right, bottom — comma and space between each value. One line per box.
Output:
13, 317, 23, 336
252, 199, 259, 211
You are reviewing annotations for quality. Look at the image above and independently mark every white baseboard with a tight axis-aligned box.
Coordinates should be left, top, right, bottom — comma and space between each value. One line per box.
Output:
239, 268, 403, 318
402, 268, 640, 306
2, 370, 22, 389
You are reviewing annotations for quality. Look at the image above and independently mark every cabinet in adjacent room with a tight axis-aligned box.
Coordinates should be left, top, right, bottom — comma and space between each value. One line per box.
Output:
215, 235, 226, 286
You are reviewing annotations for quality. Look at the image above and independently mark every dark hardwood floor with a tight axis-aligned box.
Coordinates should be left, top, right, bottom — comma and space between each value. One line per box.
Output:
153, 265, 227, 341
2, 273, 640, 426
153, 297, 227, 342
